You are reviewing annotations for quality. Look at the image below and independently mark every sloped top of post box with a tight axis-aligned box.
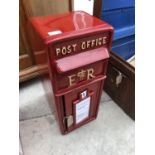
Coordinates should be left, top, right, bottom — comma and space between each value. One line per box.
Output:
30, 11, 113, 44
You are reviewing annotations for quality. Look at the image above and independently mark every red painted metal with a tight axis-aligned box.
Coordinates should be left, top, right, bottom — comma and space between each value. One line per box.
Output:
29, 11, 113, 134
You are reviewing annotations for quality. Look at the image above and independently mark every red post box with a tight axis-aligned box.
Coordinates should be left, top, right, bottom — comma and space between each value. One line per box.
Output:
29, 11, 113, 134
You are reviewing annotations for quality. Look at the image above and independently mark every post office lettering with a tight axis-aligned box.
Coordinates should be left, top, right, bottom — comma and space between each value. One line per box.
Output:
68, 74, 76, 86
56, 44, 77, 56
55, 36, 108, 57
87, 68, 95, 79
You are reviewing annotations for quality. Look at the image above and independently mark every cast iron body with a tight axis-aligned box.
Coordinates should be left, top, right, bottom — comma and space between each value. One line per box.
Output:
29, 11, 113, 134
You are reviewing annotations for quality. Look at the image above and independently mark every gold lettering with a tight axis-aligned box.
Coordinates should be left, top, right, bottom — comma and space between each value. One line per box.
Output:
81, 42, 86, 50
62, 47, 67, 55
87, 40, 91, 48
102, 36, 107, 44
56, 36, 108, 57
87, 68, 95, 80
56, 48, 61, 56
91, 40, 95, 47
68, 74, 76, 86
67, 45, 72, 53
95, 38, 99, 46
72, 44, 77, 52
98, 38, 102, 45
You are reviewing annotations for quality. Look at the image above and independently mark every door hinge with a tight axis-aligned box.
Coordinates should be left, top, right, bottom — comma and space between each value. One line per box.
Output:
116, 72, 123, 87
113, 67, 126, 87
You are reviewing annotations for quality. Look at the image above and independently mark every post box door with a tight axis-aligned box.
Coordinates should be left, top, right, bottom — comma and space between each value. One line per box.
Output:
62, 79, 104, 132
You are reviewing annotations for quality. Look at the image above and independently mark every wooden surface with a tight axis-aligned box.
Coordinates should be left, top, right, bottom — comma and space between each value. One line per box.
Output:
19, 0, 34, 70
104, 52, 135, 119
19, 64, 48, 83
93, 0, 102, 18
19, 0, 72, 82
22, 0, 71, 17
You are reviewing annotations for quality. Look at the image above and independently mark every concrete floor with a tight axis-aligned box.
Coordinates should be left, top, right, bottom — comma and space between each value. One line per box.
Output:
19, 78, 135, 155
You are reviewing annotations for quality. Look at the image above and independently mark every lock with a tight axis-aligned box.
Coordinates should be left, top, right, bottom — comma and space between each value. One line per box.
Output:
64, 115, 73, 128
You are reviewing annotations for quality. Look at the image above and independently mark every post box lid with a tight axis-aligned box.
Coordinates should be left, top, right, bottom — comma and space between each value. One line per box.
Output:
30, 11, 113, 44
55, 47, 109, 73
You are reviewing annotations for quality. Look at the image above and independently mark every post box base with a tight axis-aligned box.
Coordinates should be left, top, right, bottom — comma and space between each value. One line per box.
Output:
63, 117, 97, 135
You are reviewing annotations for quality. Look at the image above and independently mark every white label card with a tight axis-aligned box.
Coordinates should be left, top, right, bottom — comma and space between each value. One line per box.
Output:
75, 97, 90, 124
48, 30, 62, 36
